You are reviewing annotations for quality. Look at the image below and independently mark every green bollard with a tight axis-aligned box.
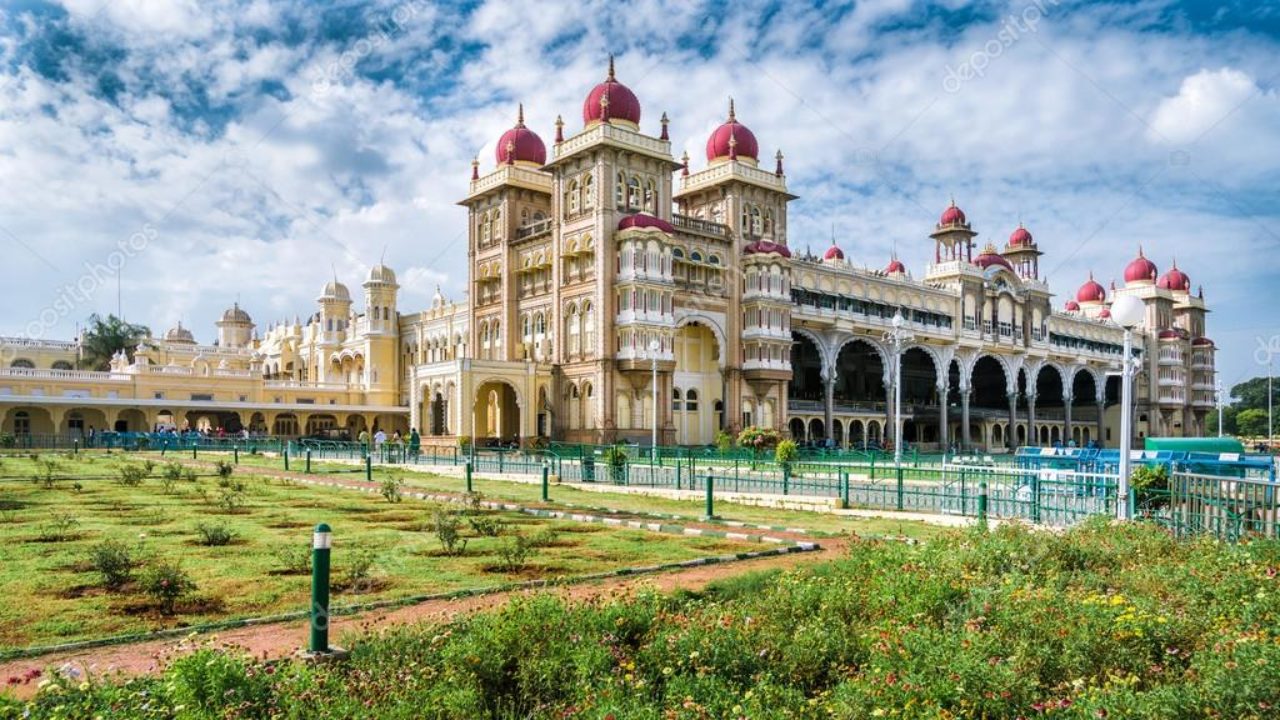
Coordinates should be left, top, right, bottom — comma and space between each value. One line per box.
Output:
896, 465, 905, 511
1031, 472, 1041, 524
192, 445, 198, 459
284, 449, 290, 471
541, 463, 550, 502
704, 473, 715, 520
782, 464, 791, 495
465, 461, 473, 494
840, 469, 850, 510
73, 440, 79, 455
365, 455, 372, 483
309, 523, 332, 654
977, 481, 989, 530
870, 455, 876, 481
305, 450, 312, 474
234, 446, 239, 465
675, 462, 682, 491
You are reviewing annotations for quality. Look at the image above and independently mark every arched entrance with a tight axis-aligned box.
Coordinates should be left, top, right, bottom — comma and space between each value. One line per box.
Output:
273, 413, 299, 436
970, 355, 1010, 451
473, 380, 521, 445
429, 390, 448, 436
787, 332, 824, 403
807, 417, 825, 444
834, 339, 885, 406
1070, 370, 1098, 448
673, 321, 723, 445
1034, 365, 1066, 448
788, 417, 806, 441
900, 347, 938, 446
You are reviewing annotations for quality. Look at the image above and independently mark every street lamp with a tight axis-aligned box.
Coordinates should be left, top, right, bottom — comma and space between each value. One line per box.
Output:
1215, 375, 1223, 438
884, 309, 914, 466
1109, 294, 1145, 520
649, 337, 661, 460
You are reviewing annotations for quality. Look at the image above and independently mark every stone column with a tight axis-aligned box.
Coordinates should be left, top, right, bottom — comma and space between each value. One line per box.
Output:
883, 377, 894, 450
822, 369, 835, 442
960, 388, 971, 450
1027, 392, 1037, 448
1063, 392, 1073, 446
1007, 392, 1018, 452
937, 382, 949, 452
1097, 400, 1106, 448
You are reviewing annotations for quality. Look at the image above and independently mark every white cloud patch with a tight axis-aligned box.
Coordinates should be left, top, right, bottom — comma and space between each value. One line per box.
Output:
1149, 68, 1260, 143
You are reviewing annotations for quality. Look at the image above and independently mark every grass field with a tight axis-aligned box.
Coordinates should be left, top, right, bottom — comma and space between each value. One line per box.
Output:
0, 452, 766, 650
218, 452, 947, 540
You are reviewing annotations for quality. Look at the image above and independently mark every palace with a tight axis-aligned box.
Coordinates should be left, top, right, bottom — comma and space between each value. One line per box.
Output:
0, 60, 1216, 451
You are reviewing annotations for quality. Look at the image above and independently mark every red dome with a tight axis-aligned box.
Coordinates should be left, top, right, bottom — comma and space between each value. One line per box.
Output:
1099, 308, 1112, 319
617, 213, 674, 234
583, 57, 641, 127
1158, 329, 1183, 340
1191, 337, 1214, 347
1008, 224, 1033, 247
1065, 300, 1080, 311
494, 105, 546, 166
885, 258, 906, 274
1156, 261, 1190, 292
706, 99, 759, 162
939, 199, 966, 227
973, 243, 1012, 271
823, 243, 844, 261
1123, 246, 1158, 285
744, 240, 791, 258
1076, 273, 1106, 303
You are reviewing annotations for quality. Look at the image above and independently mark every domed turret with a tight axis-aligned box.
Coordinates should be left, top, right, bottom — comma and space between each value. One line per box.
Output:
582, 56, 641, 128
1123, 245, 1158, 285
164, 321, 196, 345
367, 263, 397, 286
320, 279, 350, 302
1008, 224, 1033, 247
822, 240, 844, 263
216, 302, 255, 348
885, 257, 906, 275
1156, 259, 1190, 292
973, 242, 1013, 271
1076, 273, 1107, 304
1065, 300, 1081, 312
494, 104, 547, 166
706, 98, 759, 165
939, 198, 967, 228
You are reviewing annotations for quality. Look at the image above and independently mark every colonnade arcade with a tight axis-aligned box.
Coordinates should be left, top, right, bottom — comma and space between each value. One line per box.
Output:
0, 405, 407, 439
785, 330, 1122, 451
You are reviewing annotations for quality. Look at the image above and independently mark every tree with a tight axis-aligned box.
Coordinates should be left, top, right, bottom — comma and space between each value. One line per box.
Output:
1206, 406, 1238, 436
79, 314, 150, 370
1229, 377, 1280, 414
1235, 408, 1270, 438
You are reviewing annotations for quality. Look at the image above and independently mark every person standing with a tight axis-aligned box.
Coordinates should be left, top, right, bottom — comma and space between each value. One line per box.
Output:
408, 427, 421, 459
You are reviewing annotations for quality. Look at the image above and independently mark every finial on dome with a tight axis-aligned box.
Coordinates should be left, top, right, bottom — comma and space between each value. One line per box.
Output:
505, 139, 515, 165
949, 194, 956, 207
516, 102, 525, 126
607, 54, 615, 80
775, 149, 784, 176
1137, 243, 1145, 257
680, 150, 689, 177
554, 114, 564, 143
728, 129, 738, 160
727, 97, 736, 121
660, 111, 669, 141
1197, 284, 1203, 298
599, 90, 610, 123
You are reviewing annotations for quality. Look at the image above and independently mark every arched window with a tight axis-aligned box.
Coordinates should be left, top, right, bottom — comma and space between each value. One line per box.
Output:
51, 360, 72, 370
583, 174, 595, 209
522, 314, 532, 338
582, 300, 595, 350
686, 389, 699, 412
627, 176, 641, 210
534, 312, 546, 335
763, 209, 773, 235
10, 358, 35, 369
615, 171, 626, 208
672, 388, 683, 411
567, 179, 579, 216
643, 179, 656, 213
750, 206, 762, 235
492, 208, 502, 238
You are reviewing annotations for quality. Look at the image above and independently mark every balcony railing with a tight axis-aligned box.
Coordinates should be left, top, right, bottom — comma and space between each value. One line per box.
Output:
672, 213, 729, 238
515, 218, 553, 240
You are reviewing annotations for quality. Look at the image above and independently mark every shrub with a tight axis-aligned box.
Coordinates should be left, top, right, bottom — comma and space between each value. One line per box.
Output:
215, 460, 234, 480
527, 527, 559, 548
738, 425, 782, 453
139, 559, 195, 614
117, 464, 147, 487
36, 459, 58, 489
379, 474, 403, 503
774, 438, 799, 465
217, 487, 247, 513
194, 522, 235, 547
1131, 463, 1171, 511
71, 481, 83, 493
462, 491, 485, 513
468, 514, 506, 537
142, 459, 156, 476
601, 445, 629, 469
165, 648, 272, 714
182, 466, 198, 483
89, 540, 135, 589
714, 429, 734, 453
433, 507, 467, 556
342, 549, 377, 592
162, 461, 184, 482
0, 433, 13, 448
273, 543, 311, 575
37, 513, 78, 542
495, 533, 534, 571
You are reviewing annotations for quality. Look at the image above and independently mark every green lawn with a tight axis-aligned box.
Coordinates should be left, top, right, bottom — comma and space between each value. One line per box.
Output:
217, 451, 947, 541
0, 452, 764, 650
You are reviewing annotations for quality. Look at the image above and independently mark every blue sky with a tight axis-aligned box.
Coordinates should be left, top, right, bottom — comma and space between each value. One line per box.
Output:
0, 0, 1277, 391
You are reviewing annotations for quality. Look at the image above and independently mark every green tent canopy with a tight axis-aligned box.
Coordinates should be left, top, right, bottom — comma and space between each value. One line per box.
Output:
1143, 436, 1245, 454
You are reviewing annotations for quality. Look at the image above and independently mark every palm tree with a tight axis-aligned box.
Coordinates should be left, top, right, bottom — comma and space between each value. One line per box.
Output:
78, 314, 151, 370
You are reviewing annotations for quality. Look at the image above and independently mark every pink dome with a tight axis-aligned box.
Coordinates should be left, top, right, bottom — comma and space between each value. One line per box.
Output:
494, 105, 546, 166
617, 213, 674, 234
885, 258, 906, 274
1099, 308, 1112, 319
823, 242, 844, 261
1158, 329, 1183, 340
1124, 246, 1158, 285
1065, 300, 1080, 311
1008, 224, 1033, 247
939, 199, 967, 227
1191, 337, 1214, 347
1156, 261, 1190, 292
706, 99, 759, 162
583, 57, 641, 127
744, 240, 791, 258
972, 243, 1013, 271
1076, 273, 1106, 303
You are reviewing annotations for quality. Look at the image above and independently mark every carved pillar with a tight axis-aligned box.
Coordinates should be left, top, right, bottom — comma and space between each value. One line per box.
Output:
1007, 391, 1018, 452
937, 382, 949, 452
822, 369, 835, 442
1063, 392, 1073, 446
960, 388, 971, 450
1096, 400, 1106, 448
1027, 392, 1037, 448
883, 377, 894, 450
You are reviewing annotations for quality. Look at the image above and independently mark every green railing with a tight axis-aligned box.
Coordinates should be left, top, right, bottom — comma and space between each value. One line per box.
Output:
1138, 472, 1279, 542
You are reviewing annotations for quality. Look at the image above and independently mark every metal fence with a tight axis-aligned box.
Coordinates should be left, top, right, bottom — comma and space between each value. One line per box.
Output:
1138, 472, 1279, 542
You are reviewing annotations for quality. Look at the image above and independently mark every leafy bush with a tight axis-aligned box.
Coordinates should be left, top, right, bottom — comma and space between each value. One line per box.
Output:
0, 433, 13, 448
462, 491, 485, 513
36, 459, 58, 489
215, 460, 234, 479
379, 474, 403, 503
468, 514, 506, 537
527, 527, 559, 548
37, 513, 78, 542
738, 425, 782, 453
774, 438, 799, 465
1131, 463, 1171, 511
194, 521, 235, 546
432, 507, 467, 556
600, 445, 629, 469
139, 558, 195, 614
218, 487, 247, 513
714, 429, 734, 453
117, 464, 147, 487
165, 648, 273, 714
89, 539, 134, 589
495, 533, 534, 571
273, 543, 311, 575
342, 548, 378, 593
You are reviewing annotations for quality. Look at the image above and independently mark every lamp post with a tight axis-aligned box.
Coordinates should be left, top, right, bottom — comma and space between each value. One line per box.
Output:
1215, 375, 1223, 438
1109, 294, 1145, 521
884, 309, 914, 466
649, 337, 661, 460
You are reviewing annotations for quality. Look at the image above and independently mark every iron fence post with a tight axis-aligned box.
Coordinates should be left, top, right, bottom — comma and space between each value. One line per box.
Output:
978, 481, 988, 529
896, 465, 905, 511
705, 473, 715, 519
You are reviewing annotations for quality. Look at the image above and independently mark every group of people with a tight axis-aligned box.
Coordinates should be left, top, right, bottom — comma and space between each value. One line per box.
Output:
356, 427, 422, 455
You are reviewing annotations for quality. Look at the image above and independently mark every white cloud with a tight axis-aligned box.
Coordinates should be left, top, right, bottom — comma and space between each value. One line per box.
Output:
1149, 68, 1259, 144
